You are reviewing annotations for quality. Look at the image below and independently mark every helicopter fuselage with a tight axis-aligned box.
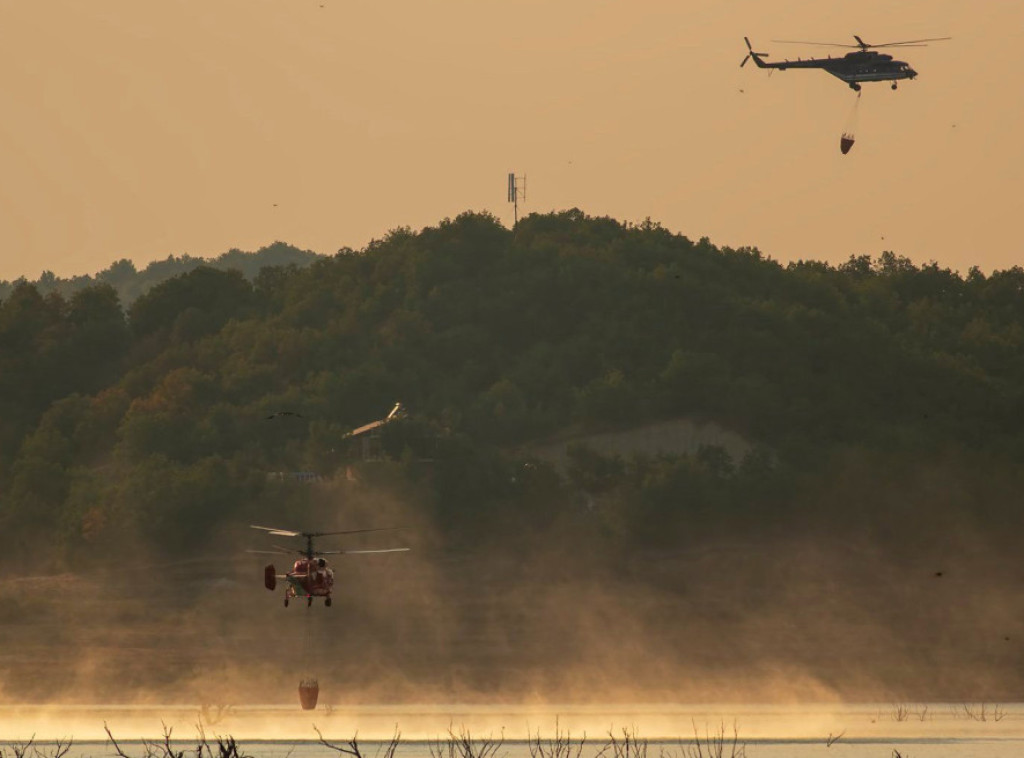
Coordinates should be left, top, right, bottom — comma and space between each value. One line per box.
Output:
284, 557, 335, 598
264, 557, 335, 606
750, 49, 917, 90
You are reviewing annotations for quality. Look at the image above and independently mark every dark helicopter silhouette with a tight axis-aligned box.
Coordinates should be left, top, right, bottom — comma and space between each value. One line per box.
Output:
741, 35, 950, 91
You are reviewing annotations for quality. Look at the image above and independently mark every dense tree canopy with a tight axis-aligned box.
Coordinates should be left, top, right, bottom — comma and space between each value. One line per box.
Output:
0, 241, 321, 306
2, 210, 1024, 565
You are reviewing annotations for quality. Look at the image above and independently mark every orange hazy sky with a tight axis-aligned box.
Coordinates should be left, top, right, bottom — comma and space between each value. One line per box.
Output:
0, 0, 1020, 281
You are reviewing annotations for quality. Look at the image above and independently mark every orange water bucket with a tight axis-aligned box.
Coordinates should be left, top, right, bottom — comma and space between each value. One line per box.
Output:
298, 679, 319, 710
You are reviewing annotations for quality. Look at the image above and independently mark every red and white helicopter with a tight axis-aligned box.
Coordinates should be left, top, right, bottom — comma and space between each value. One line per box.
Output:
249, 524, 408, 607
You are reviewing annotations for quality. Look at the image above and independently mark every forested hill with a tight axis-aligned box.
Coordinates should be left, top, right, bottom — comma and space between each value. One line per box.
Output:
3, 209, 1024, 564
0, 241, 322, 306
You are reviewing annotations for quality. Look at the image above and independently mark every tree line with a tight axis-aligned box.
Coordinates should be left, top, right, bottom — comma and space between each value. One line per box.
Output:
2, 209, 1024, 564
0, 241, 321, 306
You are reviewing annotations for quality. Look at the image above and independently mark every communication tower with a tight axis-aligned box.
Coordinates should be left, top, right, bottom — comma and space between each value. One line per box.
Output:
507, 172, 526, 226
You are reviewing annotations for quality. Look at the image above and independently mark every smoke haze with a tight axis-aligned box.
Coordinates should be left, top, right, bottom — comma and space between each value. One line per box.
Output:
3, 462, 1023, 723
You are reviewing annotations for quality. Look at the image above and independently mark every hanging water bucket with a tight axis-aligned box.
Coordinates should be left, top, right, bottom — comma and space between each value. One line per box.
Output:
840, 133, 855, 154
298, 678, 319, 710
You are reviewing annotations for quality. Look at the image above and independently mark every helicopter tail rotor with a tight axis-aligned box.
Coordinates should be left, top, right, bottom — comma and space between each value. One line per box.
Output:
741, 37, 769, 68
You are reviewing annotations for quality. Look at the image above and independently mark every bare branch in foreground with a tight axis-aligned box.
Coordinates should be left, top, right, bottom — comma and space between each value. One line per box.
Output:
313, 725, 363, 758
429, 725, 505, 758
312, 725, 400, 758
104, 723, 134, 758
528, 719, 585, 758
2, 735, 35, 758
825, 730, 845, 747
595, 727, 646, 758
677, 721, 745, 758
51, 738, 74, 758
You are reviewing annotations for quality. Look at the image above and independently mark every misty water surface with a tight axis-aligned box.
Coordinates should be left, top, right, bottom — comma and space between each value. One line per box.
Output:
5, 704, 1024, 758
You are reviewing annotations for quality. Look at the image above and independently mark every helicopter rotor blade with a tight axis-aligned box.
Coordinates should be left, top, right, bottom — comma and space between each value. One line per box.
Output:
246, 549, 293, 556
311, 548, 409, 556
868, 37, 952, 47
740, 54, 750, 68
250, 524, 302, 537
253, 524, 403, 538
772, 36, 950, 50
772, 39, 861, 48
310, 527, 404, 537
865, 43, 935, 49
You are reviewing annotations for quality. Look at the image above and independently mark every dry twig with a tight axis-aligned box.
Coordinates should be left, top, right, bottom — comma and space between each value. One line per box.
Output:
142, 722, 185, 758
429, 725, 504, 758
676, 722, 744, 758
954, 702, 1005, 722
595, 727, 647, 758
1, 735, 36, 758
528, 718, 585, 758
104, 721, 250, 758
104, 723, 134, 758
825, 730, 845, 748
314, 725, 401, 758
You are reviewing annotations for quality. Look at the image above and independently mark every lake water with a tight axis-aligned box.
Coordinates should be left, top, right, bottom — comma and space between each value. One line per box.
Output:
3, 703, 1024, 758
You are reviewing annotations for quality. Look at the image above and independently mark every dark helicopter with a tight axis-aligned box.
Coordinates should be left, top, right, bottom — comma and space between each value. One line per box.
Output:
741, 35, 950, 91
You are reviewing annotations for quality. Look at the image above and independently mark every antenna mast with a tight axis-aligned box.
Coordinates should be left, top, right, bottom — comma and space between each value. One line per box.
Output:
507, 172, 526, 226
